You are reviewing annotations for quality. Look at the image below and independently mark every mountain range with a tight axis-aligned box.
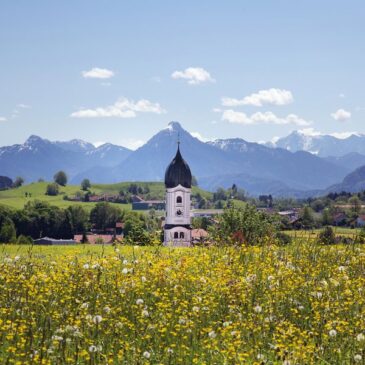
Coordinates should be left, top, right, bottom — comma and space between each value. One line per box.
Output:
1, 122, 365, 197
270, 130, 365, 157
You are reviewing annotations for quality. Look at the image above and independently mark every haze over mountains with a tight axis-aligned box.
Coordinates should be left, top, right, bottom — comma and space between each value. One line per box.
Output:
1, 122, 365, 197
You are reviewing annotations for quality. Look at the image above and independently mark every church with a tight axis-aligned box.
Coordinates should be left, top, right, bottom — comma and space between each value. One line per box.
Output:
163, 141, 192, 246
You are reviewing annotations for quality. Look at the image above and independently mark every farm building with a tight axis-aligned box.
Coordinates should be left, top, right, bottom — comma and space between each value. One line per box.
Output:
132, 199, 165, 210
33, 237, 76, 245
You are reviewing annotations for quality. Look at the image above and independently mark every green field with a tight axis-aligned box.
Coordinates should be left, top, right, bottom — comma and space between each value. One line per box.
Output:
0, 182, 212, 211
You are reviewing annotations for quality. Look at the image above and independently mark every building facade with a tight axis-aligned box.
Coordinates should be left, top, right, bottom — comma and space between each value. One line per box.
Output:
163, 144, 192, 246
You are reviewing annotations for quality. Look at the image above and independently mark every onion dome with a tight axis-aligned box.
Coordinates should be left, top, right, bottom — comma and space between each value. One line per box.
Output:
164, 145, 192, 188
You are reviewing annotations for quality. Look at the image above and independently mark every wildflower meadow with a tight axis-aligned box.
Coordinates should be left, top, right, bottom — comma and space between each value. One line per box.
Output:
0, 242, 364, 364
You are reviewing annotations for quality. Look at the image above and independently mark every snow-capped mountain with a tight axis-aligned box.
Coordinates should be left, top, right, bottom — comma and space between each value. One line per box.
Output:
0, 123, 355, 196
270, 130, 365, 157
0, 135, 131, 182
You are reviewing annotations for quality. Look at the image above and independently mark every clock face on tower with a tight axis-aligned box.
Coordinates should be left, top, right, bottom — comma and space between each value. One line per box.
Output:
176, 209, 183, 217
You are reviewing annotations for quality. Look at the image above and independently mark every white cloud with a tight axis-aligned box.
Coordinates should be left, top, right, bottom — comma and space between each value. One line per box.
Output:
70, 97, 166, 118
222, 110, 311, 126
171, 67, 215, 85
331, 108, 351, 121
190, 132, 211, 142
339, 93, 345, 98
212, 108, 222, 113
82, 67, 115, 79
0, 117, 6, 122
222, 88, 293, 107
17, 103, 31, 108
330, 131, 360, 139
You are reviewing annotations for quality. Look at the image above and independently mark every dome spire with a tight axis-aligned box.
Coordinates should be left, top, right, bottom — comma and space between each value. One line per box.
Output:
164, 138, 192, 189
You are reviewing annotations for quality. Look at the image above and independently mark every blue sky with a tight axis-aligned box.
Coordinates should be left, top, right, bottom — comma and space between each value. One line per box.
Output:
0, 1, 364, 148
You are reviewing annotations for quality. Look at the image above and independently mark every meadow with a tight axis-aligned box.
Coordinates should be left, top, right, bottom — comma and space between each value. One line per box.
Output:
0, 242, 364, 364
0, 182, 211, 211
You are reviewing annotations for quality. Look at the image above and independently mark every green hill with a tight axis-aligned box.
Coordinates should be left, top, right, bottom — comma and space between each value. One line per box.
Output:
0, 181, 212, 211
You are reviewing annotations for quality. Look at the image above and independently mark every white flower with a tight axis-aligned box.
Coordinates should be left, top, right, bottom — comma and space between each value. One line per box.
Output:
329, 329, 337, 337
142, 310, 149, 317
122, 268, 128, 274
208, 330, 216, 338
254, 305, 262, 313
192, 306, 200, 312
80, 302, 89, 309
267, 275, 275, 281
92, 315, 103, 324
283, 361, 291, 365
141, 276, 147, 282
257, 353, 265, 360
92, 263, 100, 269
338, 266, 346, 272
298, 305, 305, 311
83, 263, 89, 269
89, 345, 97, 353
143, 351, 151, 359
223, 321, 232, 327
103, 306, 111, 314
136, 298, 144, 305
123, 259, 128, 265
51, 335, 63, 341
14, 256, 20, 262
356, 333, 365, 342
178, 318, 186, 325
4, 258, 12, 264
354, 354, 362, 362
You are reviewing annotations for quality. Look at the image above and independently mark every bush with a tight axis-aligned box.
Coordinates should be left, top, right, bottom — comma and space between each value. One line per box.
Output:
275, 232, 292, 245
318, 226, 336, 245
210, 203, 278, 246
46, 183, 59, 196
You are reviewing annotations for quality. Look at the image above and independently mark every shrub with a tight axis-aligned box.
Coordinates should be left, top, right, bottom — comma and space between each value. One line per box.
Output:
46, 183, 59, 196
275, 231, 292, 245
210, 203, 278, 246
318, 226, 336, 245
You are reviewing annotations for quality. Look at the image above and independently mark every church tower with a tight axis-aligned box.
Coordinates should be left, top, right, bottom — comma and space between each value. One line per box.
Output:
163, 140, 192, 246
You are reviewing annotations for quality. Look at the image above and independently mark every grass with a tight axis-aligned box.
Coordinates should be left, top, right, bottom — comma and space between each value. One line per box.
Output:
283, 226, 361, 239
0, 181, 212, 211
0, 242, 365, 364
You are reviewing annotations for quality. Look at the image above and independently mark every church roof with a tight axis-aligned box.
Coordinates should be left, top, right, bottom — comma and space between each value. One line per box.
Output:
164, 145, 192, 188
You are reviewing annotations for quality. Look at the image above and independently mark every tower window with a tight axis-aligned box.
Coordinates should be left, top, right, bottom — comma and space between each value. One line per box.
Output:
176, 196, 182, 204
180, 232, 184, 239
174, 232, 178, 239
